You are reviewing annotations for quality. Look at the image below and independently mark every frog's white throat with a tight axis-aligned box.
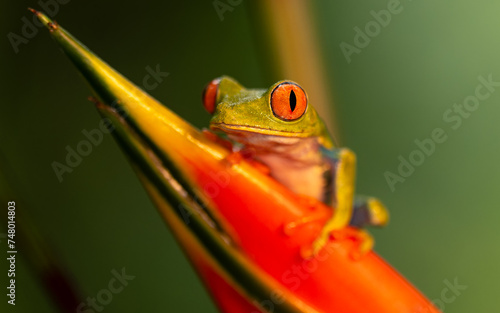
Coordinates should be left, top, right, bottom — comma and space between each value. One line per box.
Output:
224, 130, 332, 203
225, 131, 320, 163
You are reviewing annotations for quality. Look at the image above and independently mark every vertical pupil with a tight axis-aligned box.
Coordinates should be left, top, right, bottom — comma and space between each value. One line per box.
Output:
289, 90, 297, 112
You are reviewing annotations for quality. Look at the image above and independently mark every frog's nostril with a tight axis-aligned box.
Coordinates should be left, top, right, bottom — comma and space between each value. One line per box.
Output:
202, 78, 220, 115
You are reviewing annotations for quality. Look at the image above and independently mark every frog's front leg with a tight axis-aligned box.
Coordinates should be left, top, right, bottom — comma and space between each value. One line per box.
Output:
288, 195, 388, 259
310, 148, 357, 256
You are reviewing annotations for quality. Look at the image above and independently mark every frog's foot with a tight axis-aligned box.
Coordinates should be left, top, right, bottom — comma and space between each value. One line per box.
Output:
298, 227, 374, 260
332, 228, 374, 260
283, 194, 368, 260
288, 197, 383, 259
350, 196, 389, 228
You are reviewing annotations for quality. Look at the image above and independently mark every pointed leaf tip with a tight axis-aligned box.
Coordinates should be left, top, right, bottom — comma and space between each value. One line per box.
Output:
29, 9, 58, 31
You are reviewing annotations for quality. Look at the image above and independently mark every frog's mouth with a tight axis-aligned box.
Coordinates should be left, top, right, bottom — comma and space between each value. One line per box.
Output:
210, 123, 305, 149
210, 122, 309, 139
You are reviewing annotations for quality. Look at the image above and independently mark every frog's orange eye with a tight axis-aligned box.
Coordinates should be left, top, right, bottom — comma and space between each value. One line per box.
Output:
202, 78, 220, 114
270, 82, 307, 121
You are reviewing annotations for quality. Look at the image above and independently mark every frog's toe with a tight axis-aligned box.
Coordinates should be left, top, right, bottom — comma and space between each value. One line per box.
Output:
367, 198, 389, 227
307, 228, 374, 260
310, 233, 330, 257
347, 229, 374, 260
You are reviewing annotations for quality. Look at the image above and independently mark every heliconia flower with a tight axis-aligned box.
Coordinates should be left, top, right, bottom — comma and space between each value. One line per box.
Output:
32, 9, 441, 313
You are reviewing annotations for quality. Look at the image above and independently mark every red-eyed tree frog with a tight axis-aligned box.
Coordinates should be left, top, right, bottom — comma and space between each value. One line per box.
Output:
202, 76, 388, 257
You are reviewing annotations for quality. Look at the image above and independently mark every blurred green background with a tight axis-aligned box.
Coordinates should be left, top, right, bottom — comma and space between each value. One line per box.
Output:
1, 0, 499, 312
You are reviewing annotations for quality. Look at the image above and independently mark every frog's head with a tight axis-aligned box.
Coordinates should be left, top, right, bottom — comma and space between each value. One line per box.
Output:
202, 76, 333, 148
